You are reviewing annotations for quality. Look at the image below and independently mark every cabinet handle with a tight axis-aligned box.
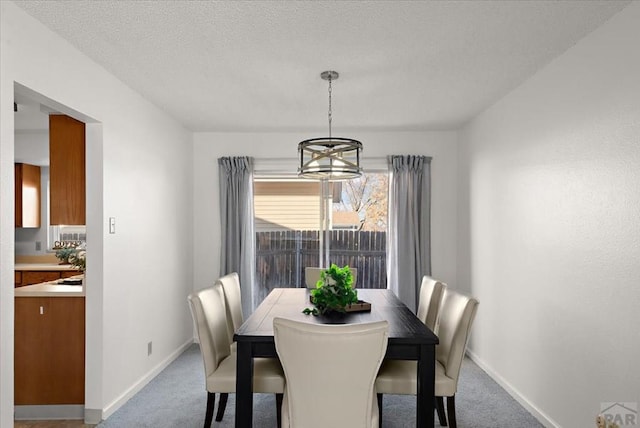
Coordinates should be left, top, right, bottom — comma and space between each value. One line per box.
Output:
40, 306, 44, 315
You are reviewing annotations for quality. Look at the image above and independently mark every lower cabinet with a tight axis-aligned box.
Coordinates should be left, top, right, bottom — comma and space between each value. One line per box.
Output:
14, 297, 85, 405
15, 270, 81, 287
60, 271, 81, 279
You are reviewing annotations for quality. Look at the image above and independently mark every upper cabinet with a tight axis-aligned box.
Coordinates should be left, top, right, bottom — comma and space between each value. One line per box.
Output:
49, 115, 86, 225
15, 163, 41, 228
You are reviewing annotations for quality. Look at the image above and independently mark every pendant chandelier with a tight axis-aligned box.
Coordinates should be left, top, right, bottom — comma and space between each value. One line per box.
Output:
298, 71, 363, 181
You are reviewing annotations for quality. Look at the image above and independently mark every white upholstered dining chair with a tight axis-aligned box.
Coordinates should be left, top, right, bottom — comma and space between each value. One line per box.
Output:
416, 275, 446, 332
188, 284, 285, 427
304, 266, 358, 288
274, 317, 388, 428
375, 289, 479, 428
216, 272, 243, 353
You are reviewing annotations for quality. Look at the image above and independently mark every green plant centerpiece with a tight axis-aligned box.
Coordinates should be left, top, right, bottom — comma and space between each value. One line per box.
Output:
303, 264, 358, 316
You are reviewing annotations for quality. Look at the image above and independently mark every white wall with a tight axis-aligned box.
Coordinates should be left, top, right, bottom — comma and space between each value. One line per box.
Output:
1, 2, 194, 425
458, 3, 640, 427
14, 131, 48, 166
193, 131, 458, 298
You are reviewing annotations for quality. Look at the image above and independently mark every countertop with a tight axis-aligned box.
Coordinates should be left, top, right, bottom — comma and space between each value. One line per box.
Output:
15, 275, 85, 297
15, 263, 80, 271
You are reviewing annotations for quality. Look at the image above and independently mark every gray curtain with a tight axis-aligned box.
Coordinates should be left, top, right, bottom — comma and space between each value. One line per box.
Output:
218, 156, 256, 315
387, 155, 432, 312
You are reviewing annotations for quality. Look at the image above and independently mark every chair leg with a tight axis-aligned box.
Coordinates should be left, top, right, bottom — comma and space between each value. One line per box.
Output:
446, 395, 457, 428
377, 393, 383, 425
436, 396, 447, 426
276, 393, 283, 428
204, 392, 215, 428
215, 393, 228, 422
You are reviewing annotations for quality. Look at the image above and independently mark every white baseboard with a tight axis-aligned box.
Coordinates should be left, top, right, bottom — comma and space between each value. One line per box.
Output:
466, 349, 562, 428
83, 408, 102, 425
101, 339, 194, 421
14, 405, 84, 420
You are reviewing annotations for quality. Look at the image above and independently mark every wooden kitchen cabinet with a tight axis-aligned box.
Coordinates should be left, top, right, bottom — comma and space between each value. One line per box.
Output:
14, 296, 85, 404
15, 163, 41, 228
15, 270, 81, 287
20, 271, 62, 287
49, 114, 85, 225
60, 270, 81, 279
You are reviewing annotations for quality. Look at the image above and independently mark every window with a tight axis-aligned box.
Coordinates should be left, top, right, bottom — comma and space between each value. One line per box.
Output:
254, 172, 388, 299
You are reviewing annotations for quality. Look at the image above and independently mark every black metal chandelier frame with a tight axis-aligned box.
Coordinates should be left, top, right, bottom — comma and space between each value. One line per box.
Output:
298, 71, 363, 181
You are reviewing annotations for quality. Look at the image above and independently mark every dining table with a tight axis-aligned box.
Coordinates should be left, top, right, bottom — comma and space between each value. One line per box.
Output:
234, 287, 439, 428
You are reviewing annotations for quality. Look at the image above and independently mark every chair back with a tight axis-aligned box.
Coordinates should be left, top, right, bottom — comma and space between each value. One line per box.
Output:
217, 272, 243, 344
304, 267, 358, 288
436, 289, 479, 385
416, 275, 446, 332
188, 284, 232, 381
274, 318, 388, 428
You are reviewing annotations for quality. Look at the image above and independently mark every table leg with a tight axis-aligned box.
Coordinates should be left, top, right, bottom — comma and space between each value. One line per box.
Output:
416, 344, 435, 427
235, 341, 254, 428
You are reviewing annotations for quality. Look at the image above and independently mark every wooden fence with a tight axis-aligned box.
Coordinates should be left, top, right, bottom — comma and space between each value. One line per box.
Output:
255, 230, 387, 302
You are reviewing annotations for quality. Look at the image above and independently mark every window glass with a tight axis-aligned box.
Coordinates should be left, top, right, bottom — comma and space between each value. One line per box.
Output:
254, 172, 387, 298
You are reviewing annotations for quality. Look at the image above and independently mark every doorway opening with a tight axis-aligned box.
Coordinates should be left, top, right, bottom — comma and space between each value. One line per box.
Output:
13, 83, 102, 424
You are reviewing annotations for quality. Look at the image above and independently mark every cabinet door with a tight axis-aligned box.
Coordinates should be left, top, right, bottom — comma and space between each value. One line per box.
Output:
15, 297, 85, 405
45, 297, 85, 404
50, 115, 86, 225
21, 271, 61, 287
15, 163, 41, 228
15, 297, 51, 404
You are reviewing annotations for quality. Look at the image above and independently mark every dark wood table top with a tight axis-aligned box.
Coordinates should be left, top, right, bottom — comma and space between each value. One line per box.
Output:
235, 288, 438, 348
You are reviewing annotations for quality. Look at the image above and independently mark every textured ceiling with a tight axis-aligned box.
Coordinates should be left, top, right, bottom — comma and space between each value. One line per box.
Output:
13, 0, 630, 132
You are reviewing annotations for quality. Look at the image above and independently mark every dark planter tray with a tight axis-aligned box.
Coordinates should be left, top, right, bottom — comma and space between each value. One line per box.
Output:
344, 300, 372, 312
